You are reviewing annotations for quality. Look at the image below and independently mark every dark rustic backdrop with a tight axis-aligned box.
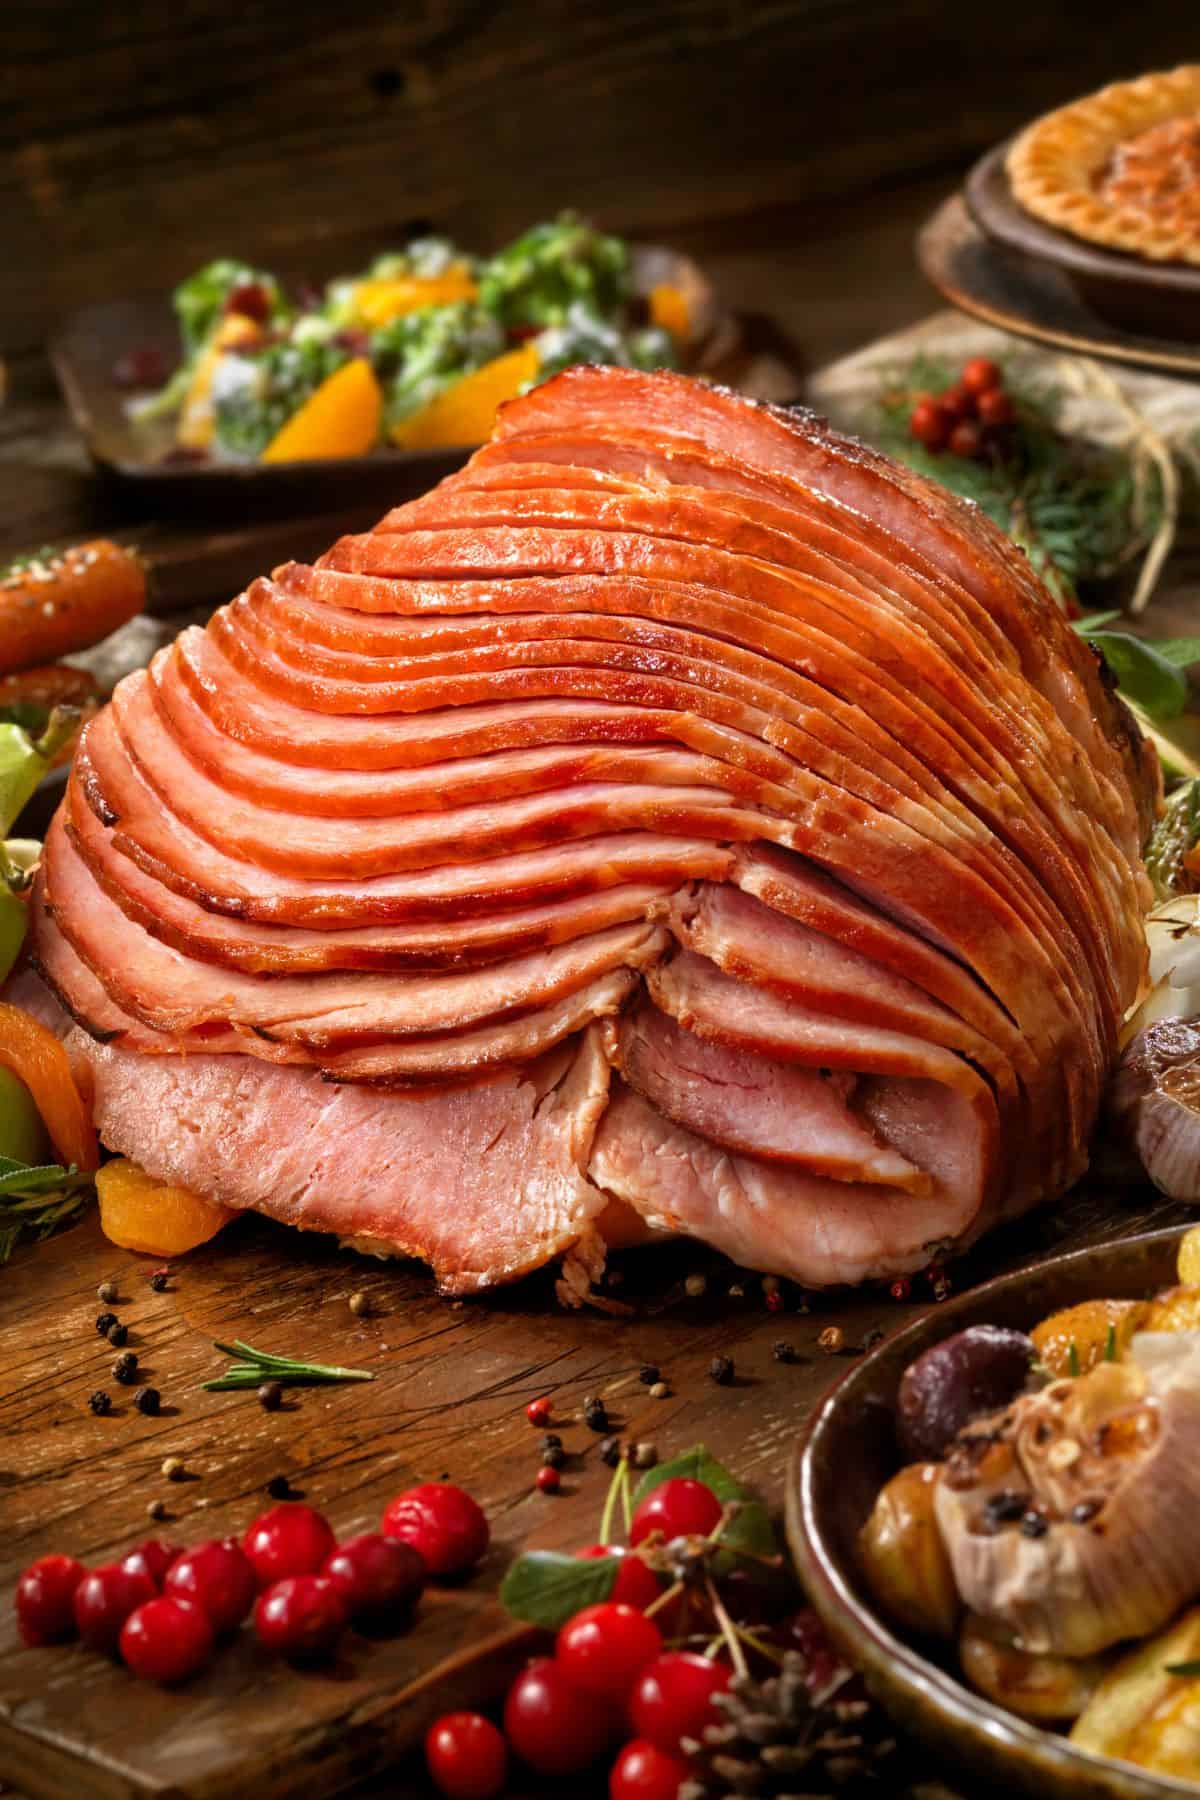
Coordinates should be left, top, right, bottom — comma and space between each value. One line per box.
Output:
4, 0, 1195, 358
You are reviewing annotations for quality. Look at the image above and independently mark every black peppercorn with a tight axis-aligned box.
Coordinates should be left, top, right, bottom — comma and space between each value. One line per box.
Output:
599, 1436, 622, 1468
984, 1490, 1031, 1530
95, 1311, 118, 1336
266, 1474, 292, 1499
638, 1364, 660, 1386
583, 1398, 608, 1432
112, 1351, 138, 1385
541, 1443, 566, 1469
541, 1432, 562, 1451
1020, 1510, 1049, 1540
772, 1341, 797, 1363
96, 1281, 118, 1305
89, 1390, 112, 1415
258, 1380, 283, 1412
106, 1321, 128, 1348
709, 1354, 734, 1385
1070, 1498, 1102, 1525
134, 1386, 161, 1416
149, 1270, 169, 1293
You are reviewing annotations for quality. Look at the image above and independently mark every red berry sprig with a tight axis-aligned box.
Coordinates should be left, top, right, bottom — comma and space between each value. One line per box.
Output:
907, 356, 1015, 463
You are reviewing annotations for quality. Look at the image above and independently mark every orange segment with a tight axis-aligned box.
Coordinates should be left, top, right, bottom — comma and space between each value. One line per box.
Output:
352, 270, 478, 327
649, 282, 690, 340
262, 358, 383, 463
390, 345, 540, 452
96, 1158, 236, 1255
177, 314, 261, 450
0, 1002, 97, 1172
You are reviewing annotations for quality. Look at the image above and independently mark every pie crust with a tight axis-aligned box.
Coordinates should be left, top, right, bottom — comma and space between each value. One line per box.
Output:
1007, 66, 1200, 266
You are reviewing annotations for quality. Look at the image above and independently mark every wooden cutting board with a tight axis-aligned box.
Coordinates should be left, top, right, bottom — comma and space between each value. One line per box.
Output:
0, 1179, 1190, 1799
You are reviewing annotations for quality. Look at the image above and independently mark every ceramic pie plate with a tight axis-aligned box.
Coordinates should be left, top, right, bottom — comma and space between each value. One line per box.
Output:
787, 1225, 1199, 1800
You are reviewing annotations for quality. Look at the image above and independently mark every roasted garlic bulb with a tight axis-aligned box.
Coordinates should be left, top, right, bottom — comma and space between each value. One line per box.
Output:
1071, 1607, 1200, 1777
959, 1613, 1108, 1723
934, 1332, 1200, 1657
858, 1461, 960, 1638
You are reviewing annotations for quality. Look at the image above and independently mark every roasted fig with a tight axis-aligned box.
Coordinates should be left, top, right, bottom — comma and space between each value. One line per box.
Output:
858, 1462, 960, 1638
897, 1326, 1035, 1462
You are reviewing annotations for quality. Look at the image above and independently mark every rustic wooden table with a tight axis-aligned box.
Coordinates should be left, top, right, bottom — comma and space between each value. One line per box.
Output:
3, 180, 1200, 1798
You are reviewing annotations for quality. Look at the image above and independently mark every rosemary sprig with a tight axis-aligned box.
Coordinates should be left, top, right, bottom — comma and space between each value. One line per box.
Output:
0, 1157, 94, 1263
203, 1337, 374, 1391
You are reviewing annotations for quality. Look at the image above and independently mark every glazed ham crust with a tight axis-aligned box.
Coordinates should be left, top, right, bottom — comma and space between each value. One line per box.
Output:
28, 368, 1156, 1293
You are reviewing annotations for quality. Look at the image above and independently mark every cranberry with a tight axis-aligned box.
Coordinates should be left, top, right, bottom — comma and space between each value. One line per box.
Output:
425, 1710, 508, 1799
907, 399, 949, 452
74, 1562, 158, 1654
502, 1656, 616, 1774
576, 1545, 662, 1610
610, 1738, 692, 1800
948, 419, 982, 459
321, 1532, 425, 1633
557, 1601, 662, 1700
961, 356, 1002, 396
112, 345, 168, 390
977, 387, 1015, 427
120, 1596, 213, 1683
630, 1478, 723, 1547
382, 1482, 489, 1578
224, 281, 272, 322
242, 1503, 336, 1589
120, 1540, 182, 1590
14, 1555, 86, 1645
332, 327, 371, 356
938, 382, 975, 420
165, 1538, 257, 1634
525, 1396, 552, 1426
535, 1465, 561, 1493
254, 1575, 348, 1662
630, 1651, 731, 1753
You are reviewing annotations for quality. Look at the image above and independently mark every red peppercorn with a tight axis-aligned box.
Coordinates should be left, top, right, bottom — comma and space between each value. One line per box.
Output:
575, 1546, 662, 1610
241, 1503, 336, 1589
629, 1477, 723, 1547
557, 1601, 663, 1700
120, 1540, 182, 1590
907, 398, 949, 452
977, 387, 1015, 426
120, 1596, 214, 1684
961, 355, 1002, 397
535, 1465, 561, 1494
165, 1538, 257, 1634
630, 1651, 732, 1753
321, 1532, 425, 1633
889, 1276, 912, 1301
14, 1554, 86, 1645
382, 1482, 489, 1578
224, 281, 273, 323
254, 1574, 348, 1662
765, 1288, 784, 1313
502, 1656, 616, 1775
74, 1562, 158, 1654
524, 1396, 552, 1427
425, 1710, 508, 1800
610, 1738, 693, 1800
948, 419, 982, 459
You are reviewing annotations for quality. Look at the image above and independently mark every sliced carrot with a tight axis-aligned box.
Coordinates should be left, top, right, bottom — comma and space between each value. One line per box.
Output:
96, 1158, 236, 1256
262, 358, 383, 463
0, 542, 145, 678
351, 270, 478, 327
389, 345, 540, 452
0, 1002, 98, 1172
177, 313, 262, 450
649, 282, 690, 340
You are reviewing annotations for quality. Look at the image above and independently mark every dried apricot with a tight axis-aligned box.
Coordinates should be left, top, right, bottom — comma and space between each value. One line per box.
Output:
96, 1158, 235, 1255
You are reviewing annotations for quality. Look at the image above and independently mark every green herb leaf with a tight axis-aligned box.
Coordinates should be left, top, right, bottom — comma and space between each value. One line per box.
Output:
1144, 778, 1200, 900
1077, 631, 1189, 720
1166, 1660, 1200, 1677
1104, 1322, 1118, 1363
203, 1338, 374, 1391
631, 1443, 780, 1574
0, 1156, 94, 1263
1068, 1340, 1081, 1378
500, 1549, 621, 1628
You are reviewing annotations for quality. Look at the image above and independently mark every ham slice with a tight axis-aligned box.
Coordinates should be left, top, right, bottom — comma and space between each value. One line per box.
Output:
27, 368, 1153, 1294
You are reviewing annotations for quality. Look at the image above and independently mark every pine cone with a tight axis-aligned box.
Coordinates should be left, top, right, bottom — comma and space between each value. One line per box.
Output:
680, 1651, 898, 1798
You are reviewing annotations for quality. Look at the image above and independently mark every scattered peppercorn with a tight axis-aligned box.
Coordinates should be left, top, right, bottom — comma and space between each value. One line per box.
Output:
148, 1270, 170, 1293
535, 1465, 561, 1494
599, 1437, 622, 1468
1020, 1511, 1049, 1540
95, 1311, 118, 1337
134, 1387, 161, 1417
541, 1432, 562, 1451
762, 1275, 780, 1296
765, 1290, 784, 1314
106, 1321, 129, 1348
147, 1499, 168, 1522
983, 1490, 1030, 1529
96, 1281, 119, 1305
727, 1283, 745, 1299
525, 1396, 553, 1427
266, 1475, 293, 1500
638, 1364, 660, 1386
709, 1355, 734, 1386
926, 1263, 953, 1302
684, 1273, 707, 1298
541, 1443, 566, 1469
633, 1442, 657, 1470
860, 1328, 885, 1354
818, 1326, 845, 1355
889, 1276, 912, 1301
583, 1398, 608, 1432
649, 1381, 669, 1400
112, 1352, 138, 1385
772, 1341, 797, 1364
257, 1380, 283, 1411
1070, 1499, 1102, 1524
161, 1456, 185, 1482
348, 1291, 370, 1317
89, 1390, 112, 1416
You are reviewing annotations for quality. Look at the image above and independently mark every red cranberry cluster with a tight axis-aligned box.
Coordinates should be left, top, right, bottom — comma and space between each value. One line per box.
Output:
13, 1479, 488, 1686
425, 1476, 732, 1800
907, 356, 1015, 461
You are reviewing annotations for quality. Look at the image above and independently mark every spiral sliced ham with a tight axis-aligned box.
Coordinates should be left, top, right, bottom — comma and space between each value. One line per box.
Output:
27, 368, 1156, 1295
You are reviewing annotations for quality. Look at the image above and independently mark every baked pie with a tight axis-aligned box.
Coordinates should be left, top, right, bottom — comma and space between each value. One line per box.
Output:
1007, 66, 1200, 266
